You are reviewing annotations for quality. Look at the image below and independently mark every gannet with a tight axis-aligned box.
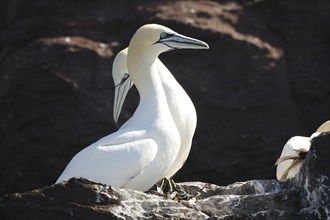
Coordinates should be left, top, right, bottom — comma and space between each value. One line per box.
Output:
56, 24, 209, 191
275, 120, 330, 181
112, 48, 198, 183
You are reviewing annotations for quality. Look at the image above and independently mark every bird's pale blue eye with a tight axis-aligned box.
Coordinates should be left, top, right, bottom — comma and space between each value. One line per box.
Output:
160, 32, 168, 39
122, 73, 130, 82
123, 73, 129, 80
160, 32, 174, 39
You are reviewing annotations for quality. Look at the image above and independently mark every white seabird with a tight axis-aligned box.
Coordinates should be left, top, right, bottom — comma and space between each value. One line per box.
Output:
112, 48, 198, 182
275, 120, 330, 181
56, 24, 208, 191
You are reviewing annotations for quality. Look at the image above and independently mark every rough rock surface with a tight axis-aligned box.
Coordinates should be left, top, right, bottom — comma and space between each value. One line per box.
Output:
0, 0, 329, 197
1, 134, 329, 219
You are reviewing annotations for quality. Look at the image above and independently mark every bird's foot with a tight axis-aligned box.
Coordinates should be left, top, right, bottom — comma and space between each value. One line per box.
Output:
158, 178, 176, 194
145, 179, 177, 197
148, 178, 203, 202
157, 178, 199, 202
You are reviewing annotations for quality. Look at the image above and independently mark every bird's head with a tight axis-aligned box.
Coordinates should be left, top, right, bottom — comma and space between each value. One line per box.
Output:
129, 24, 209, 55
112, 48, 133, 123
112, 48, 128, 84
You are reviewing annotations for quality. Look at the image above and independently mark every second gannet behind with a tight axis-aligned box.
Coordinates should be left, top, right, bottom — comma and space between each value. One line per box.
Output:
56, 24, 208, 191
112, 48, 133, 123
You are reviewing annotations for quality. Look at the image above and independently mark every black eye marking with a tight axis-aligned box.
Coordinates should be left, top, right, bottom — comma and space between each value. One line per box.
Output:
160, 32, 168, 39
122, 73, 129, 81
115, 73, 130, 87
160, 32, 174, 39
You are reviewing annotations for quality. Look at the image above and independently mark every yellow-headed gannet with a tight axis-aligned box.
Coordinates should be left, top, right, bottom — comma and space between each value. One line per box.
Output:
112, 48, 198, 184
275, 120, 330, 181
56, 24, 208, 191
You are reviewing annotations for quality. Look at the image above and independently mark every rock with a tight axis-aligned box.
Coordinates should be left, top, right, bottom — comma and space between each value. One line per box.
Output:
1, 134, 329, 219
292, 133, 330, 219
0, 0, 329, 198
0, 178, 208, 220
179, 180, 299, 219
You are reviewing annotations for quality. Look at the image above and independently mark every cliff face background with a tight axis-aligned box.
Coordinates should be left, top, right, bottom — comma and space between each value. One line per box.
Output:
0, 0, 329, 195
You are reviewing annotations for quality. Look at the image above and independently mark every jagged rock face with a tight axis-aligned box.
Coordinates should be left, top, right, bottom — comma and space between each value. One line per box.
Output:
1, 134, 329, 219
292, 133, 330, 219
0, 0, 329, 195
0, 178, 208, 220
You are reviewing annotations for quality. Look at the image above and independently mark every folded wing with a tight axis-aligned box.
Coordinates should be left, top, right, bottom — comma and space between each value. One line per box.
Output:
56, 138, 158, 188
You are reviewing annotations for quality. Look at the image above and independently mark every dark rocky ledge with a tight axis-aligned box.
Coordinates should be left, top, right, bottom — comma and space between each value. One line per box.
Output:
0, 133, 329, 220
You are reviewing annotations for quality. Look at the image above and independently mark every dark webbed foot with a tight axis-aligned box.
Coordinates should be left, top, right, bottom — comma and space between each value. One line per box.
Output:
158, 178, 176, 194
146, 178, 176, 197
147, 178, 203, 202
157, 178, 200, 202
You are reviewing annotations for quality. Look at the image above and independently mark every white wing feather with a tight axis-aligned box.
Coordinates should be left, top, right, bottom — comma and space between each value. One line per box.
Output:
56, 138, 157, 188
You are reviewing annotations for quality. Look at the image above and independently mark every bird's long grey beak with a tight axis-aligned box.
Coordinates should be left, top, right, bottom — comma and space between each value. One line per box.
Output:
113, 73, 133, 123
159, 33, 209, 50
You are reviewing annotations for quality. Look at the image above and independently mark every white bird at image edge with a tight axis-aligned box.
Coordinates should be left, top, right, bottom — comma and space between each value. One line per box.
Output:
276, 120, 330, 181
